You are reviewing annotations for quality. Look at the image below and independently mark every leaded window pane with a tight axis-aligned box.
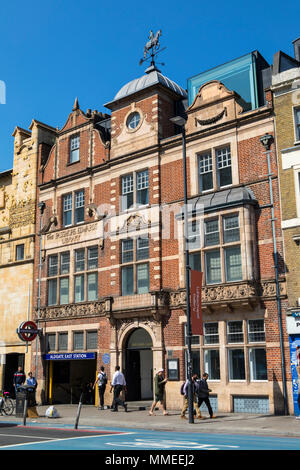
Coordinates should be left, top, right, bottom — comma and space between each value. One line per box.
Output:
248, 319, 265, 342
122, 239, 134, 263
122, 266, 134, 295
48, 255, 58, 277
223, 215, 240, 243
86, 331, 98, 350
225, 246, 242, 282
63, 194, 72, 226
88, 246, 98, 270
216, 147, 232, 187
73, 332, 84, 350
58, 333, 68, 351
199, 153, 213, 191
249, 348, 267, 381
48, 279, 57, 306
227, 321, 243, 343
122, 174, 134, 210
204, 349, 220, 380
137, 170, 149, 205
205, 250, 221, 284
87, 272, 98, 301
137, 237, 149, 260
70, 135, 80, 150
59, 277, 69, 305
204, 322, 219, 344
204, 219, 219, 246
190, 252, 201, 272
70, 135, 80, 163
188, 220, 201, 249
75, 249, 85, 272
74, 274, 84, 302
46, 333, 56, 352
75, 190, 84, 224
60, 252, 70, 274
137, 263, 149, 294
228, 349, 245, 380
122, 174, 134, 194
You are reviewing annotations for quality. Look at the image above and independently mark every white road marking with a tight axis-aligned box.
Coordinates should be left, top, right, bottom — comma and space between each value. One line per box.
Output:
0, 433, 52, 440
106, 438, 240, 450
0, 432, 135, 449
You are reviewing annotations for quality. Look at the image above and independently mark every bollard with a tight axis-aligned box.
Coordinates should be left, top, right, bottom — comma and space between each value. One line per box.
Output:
23, 397, 28, 426
74, 393, 83, 430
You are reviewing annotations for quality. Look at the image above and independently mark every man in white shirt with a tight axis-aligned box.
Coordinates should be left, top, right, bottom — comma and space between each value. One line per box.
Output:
110, 365, 127, 412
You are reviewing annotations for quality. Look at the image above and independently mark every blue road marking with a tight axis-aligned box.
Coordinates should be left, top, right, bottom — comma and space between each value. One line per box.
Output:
0, 423, 300, 450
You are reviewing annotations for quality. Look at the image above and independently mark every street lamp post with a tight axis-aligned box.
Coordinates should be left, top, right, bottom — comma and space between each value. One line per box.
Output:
259, 133, 288, 415
170, 115, 194, 424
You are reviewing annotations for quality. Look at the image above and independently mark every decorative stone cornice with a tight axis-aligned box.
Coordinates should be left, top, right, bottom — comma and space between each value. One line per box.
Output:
36, 281, 287, 322
169, 279, 287, 313
37, 300, 107, 321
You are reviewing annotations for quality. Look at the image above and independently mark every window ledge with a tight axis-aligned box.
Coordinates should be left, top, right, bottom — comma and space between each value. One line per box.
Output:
67, 160, 80, 167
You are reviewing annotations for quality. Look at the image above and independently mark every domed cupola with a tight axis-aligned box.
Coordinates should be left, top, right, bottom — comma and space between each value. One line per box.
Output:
105, 64, 187, 108
104, 31, 187, 158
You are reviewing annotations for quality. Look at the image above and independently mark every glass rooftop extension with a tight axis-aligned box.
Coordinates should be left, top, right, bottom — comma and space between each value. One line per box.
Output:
187, 51, 270, 111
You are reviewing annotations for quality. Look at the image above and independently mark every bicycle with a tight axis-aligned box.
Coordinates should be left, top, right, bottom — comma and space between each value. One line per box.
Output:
0, 391, 14, 416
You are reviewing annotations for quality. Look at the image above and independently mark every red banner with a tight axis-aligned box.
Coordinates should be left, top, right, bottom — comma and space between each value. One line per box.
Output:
190, 270, 203, 335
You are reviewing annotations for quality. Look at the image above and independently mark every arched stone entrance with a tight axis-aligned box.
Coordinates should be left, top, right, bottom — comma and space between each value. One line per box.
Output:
124, 328, 153, 401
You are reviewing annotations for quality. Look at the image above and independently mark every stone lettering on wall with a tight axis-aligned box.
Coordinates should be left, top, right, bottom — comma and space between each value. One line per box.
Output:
45, 222, 99, 248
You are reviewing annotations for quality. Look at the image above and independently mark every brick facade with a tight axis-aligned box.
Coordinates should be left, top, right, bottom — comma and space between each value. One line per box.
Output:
24, 64, 292, 414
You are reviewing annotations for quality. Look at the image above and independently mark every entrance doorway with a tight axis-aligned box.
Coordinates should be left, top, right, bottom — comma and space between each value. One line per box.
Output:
4, 353, 24, 398
125, 328, 153, 401
49, 358, 96, 404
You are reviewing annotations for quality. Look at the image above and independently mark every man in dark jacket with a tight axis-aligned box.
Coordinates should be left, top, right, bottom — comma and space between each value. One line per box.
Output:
13, 366, 26, 395
195, 373, 216, 419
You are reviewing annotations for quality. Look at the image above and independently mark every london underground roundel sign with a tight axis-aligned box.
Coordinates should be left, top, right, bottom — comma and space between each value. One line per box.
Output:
17, 321, 39, 342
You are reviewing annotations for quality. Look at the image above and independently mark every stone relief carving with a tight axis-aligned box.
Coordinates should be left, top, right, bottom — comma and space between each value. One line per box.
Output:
169, 280, 286, 310
37, 300, 106, 321
9, 200, 35, 228
37, 280, 286, 322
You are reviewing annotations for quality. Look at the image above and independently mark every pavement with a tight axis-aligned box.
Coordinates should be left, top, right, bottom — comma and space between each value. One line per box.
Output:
1, 400, 300, 438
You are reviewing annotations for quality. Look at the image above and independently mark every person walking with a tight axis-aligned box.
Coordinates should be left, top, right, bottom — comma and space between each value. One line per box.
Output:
110, 366, 127, 412
180, 373, 202, 419
149, 368, 168, 416
196, 373, 216, 419
93, 366, 108, 409
13, 366, 26, 396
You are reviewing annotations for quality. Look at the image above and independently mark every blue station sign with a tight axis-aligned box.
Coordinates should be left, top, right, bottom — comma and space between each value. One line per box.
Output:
44, 353, 96, 361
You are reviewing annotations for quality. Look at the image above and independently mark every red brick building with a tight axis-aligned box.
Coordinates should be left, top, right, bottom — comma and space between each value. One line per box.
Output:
31, 55, 291, 414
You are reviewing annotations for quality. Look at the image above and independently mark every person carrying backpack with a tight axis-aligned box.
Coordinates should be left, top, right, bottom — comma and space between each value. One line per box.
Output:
180, 373, 202, 420
93, 366, 108, 410
195, 372, 216, 419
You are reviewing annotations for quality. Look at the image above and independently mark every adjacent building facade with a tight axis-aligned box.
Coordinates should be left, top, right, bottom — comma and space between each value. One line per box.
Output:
272, 38, 300, 415
27, 47, 293, 414
0, 121, 55, 396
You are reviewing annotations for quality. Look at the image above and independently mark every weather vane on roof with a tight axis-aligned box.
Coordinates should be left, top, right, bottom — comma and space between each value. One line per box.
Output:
139, 29, 166, 69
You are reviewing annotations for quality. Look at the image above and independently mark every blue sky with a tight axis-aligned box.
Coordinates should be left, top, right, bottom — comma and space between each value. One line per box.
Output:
0, 0, 299, 171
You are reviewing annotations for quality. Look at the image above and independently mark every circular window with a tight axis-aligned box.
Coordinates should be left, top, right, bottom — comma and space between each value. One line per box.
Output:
126, 112, 141, 130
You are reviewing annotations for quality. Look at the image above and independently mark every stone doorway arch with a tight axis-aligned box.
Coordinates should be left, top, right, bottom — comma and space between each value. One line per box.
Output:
124, 327, 153, 401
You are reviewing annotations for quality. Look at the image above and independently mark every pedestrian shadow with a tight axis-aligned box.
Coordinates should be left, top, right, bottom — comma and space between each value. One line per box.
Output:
0, 423, 18, 428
